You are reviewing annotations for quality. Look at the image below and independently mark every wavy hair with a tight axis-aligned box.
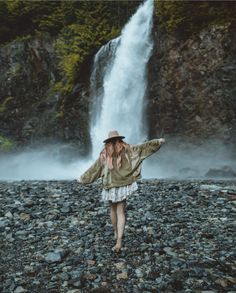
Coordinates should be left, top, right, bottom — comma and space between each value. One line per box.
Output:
100, 139, 132, 170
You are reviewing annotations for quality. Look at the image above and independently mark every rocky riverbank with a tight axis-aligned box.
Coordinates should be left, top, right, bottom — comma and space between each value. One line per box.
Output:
0, 179, 236, 293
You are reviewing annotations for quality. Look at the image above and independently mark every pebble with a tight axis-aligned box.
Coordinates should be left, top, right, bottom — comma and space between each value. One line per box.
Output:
0, 216, 10, 225
44, 252, 62, 263
5, 211, 13, 218
115, 262, 126, 271
14, 286, 26, 293
116, 272, 128, 280
0, 179, 235, 293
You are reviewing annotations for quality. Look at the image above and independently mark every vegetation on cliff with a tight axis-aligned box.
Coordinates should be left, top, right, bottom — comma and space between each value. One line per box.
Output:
1, 1, 235, 79
0, 1, 141, 44
1, 0, 235, 88
1, 1, 142, 94
0, 134, 15, 152
0, 0, 235, 151
0, 96, 14, 113
155, 0, 236, 36
54, 1, 132, 91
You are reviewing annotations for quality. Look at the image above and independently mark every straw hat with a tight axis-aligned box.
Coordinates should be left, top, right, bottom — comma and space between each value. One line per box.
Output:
103, 130, 125, 143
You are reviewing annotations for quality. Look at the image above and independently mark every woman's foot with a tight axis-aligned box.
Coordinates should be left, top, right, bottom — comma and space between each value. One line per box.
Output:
112, 238, 122, 253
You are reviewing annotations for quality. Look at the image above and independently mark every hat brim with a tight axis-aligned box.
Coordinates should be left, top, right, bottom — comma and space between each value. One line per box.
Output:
103, 136, 125, 143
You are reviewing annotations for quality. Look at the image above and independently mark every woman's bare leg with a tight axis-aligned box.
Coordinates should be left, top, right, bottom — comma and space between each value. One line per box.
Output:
109, 202, 118, 239
113, 200, 126, 252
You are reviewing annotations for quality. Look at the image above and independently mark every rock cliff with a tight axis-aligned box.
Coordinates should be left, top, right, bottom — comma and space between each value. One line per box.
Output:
0, 35, 91, 156
148, 22, 236, 146
0, 20, 236, 154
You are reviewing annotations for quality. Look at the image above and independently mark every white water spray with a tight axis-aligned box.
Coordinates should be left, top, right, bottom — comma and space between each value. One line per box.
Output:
90, 0, 154, 158
1, 0, 234, 181
0, 0, 155, 181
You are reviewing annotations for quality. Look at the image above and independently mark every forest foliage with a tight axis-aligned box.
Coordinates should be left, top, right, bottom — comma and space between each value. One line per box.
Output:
155, 0, 236, 35
0, 134, 15, 152
0, 1, 140, 45
0, 0, 235, 91
1, 0, 235, 45
0, 1, 140, 89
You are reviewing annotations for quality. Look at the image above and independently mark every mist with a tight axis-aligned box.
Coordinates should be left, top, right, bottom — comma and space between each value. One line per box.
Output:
143, 139, 236, 179
0, 143, 92, 181
0, 140, 235, 181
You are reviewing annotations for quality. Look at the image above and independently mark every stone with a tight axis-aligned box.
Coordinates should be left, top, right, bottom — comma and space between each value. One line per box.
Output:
205, 167, 236, 178
135, 268, 144, 278
115, 262, 126, 271
19, 213, 30, 221
5, 211, 13, 218
116, 272, 128, 280
70, 280, 81, 288
87, 260, 96, 265
215, 278, 228, 288
6, 232, 14, 242
195, 115, 202, 122
200, 184, 222, 191
163, 247, 177, 257
14, 286, 26, 293
60, 206, 70, 213
0, 218, 9, 228
84, 273, 96, 281
24, 199, 34, 207
1, 179, 236, 292
44, 252, 62, 263
70, 269, 82, 280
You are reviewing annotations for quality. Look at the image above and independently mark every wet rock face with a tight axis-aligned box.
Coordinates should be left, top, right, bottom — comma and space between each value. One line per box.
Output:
205, 166, 236, 178
0, 179, 236, 292
0, 22, 236, 153
148, 23, 236, 145
0, 37, 58, 141
0, 36, 90, 155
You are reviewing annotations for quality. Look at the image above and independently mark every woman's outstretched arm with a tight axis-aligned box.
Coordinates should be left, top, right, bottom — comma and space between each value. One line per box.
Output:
132, 138, 165, 160
78, 158, 103, 184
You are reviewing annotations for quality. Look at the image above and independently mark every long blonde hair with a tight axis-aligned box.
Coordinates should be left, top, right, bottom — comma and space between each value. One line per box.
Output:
100, 139, 132, 170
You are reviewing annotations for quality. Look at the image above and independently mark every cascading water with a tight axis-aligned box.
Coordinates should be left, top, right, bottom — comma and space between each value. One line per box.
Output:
90, 0, 154, 158
1, 0, 235, 181
0, 0, 155, 181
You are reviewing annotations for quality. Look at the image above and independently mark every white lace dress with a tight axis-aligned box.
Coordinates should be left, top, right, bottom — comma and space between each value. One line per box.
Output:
101, 181, 138, 203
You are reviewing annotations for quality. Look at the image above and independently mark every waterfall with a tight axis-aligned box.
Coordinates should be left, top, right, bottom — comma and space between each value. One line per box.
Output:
90, 0, 154, 158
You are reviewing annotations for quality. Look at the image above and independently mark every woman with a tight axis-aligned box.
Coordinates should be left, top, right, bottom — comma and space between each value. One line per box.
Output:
77, 130, 165, 252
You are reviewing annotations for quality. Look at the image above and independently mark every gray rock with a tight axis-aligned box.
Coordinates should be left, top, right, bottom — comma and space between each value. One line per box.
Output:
0, 218, 9, 228
163, 247, 177, 257
135, 268, 144, 278
205, 166, 236, 178
5, 211, 13, 218
200, 184, 222, 191
14, 286, 26, 293
1, 179, 236, 292
44, 252, 62, 263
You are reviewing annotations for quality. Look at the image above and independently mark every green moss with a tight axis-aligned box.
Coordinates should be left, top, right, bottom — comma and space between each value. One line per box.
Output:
55, 19, 120, 90
55, 111, 64, 119
155, 0, 236, 36
0, 134, 15, 152
0, 96, 14, 112
52, 81, 63, 92
52, 81, 73, 95
0, 1, 140, 94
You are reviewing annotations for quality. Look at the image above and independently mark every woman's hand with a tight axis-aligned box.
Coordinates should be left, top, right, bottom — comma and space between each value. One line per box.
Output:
158, 138, 165, 145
